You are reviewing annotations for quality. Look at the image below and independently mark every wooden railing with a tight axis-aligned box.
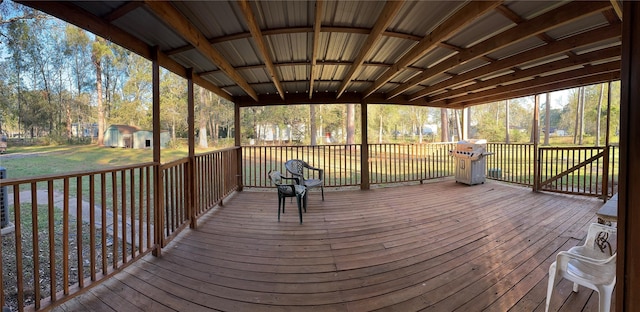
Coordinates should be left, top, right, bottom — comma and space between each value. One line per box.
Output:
368, 143, 456, 184
1, 163, 157, 311
0, 147, 241, 311
537, 145, 619, 197
160, 158, 189, 246
485, 143, 536, 186
242, 145, 362, 187
194, 147, 240, 216
242, 143, 457, 188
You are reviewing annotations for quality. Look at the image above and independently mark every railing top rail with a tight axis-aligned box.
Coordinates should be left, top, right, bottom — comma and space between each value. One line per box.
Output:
539, 146, 607, 151
0, 161, 158, 186
195, 146, 240, 157
161, 157, 189, 169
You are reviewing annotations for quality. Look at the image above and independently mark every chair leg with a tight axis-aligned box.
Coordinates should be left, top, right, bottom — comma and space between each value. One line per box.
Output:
303, 192, 307, 212
545, 262, 557, 312
598, 285, 613, 312
321, 185, 324, 201
572, 282, 579, 293
296, 194, 303, 224
278, 196, 282, 221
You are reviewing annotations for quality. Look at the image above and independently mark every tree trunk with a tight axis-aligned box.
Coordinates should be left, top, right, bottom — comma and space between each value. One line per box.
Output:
378, 115, 383, 143
544, 93, 551, 145
596, 83, 604, 147
346, 103, 355, 144
198, 88, 208, 148
455, 109, 462, 141
310, 105, 317, 145
440, 108, 449, 142
505, 100, 511, 144
94, 55, 104, 145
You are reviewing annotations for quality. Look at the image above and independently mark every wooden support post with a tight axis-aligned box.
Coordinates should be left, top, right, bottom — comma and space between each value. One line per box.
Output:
618, 2, 640, 310
235, 103, 243, 192
151, 46, 163, 257
532, 94, 540, 192
360, 100, 370, 190
603, 81, 612, 202
187, 68, 196, 228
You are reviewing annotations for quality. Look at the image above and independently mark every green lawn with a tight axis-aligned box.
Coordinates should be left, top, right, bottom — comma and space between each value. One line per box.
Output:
0, 145, 192, 180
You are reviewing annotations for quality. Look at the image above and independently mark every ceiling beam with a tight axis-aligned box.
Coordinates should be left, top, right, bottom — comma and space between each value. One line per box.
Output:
452, 71, 621, 109
387, 0, 612, 100
430, 61, 619, 107
363, 1, 502, 98
610, 0, 622, 20
335, 0, 404, 99
144, 1, 258, 101
165, 25, 423, 56
237, 0, 285, 100
427, 46, 620, 102
104, 2, 144, 22
16, 1, 233, 101
408, 23, 621, 101
309, 0, 323, 99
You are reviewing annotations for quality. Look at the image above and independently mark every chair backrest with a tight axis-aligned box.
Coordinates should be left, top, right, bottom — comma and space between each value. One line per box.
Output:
285, 159, 306, 177
583, 222, 617, 258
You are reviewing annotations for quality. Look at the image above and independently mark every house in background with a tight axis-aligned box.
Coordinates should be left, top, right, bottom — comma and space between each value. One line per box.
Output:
104, 124, 169, 148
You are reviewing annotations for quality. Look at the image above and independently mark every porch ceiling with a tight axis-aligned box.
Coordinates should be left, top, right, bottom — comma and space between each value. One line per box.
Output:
21, 1, 621, 108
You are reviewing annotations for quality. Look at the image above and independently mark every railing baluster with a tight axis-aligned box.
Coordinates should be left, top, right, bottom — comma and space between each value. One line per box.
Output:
76, 176, 84, 287
31, 182, 41, 309
47, 180, 56, 303
89, 175, 96, 281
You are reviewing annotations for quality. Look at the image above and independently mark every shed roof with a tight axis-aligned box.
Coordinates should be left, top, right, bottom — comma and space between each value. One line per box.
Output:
20, 0, 622, 108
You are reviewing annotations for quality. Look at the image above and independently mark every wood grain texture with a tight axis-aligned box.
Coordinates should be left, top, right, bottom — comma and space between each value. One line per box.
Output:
54, 181, 608, 311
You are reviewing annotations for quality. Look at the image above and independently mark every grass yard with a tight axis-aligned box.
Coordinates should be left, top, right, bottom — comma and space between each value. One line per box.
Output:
0, 145, 192, 180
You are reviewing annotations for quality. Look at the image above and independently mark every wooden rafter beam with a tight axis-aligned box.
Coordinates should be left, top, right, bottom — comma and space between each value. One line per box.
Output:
432, 62, 620, 107
427, 46, 620, 102
309, 0, 323, 99
336, 0, 404, 99
610, 0, 622, 20
363, 1, 502, 98
237, 0, 285, 100
17, 1, 233, 101
144, 1, 258, 101
408, 23, 621, 101
387, 0, 612, 100
104, 2, 144, 22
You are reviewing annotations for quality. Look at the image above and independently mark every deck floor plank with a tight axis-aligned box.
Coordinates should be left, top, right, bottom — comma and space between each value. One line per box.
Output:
51, 181, 606, 312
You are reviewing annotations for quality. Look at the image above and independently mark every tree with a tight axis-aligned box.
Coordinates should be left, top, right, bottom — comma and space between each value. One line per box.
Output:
309, 105, 317, 145
440, 108, 449, 142
346, 103, 355, 144
544, 93, 550, 145
91, 37, 112, 145
505, 100, 510, 144
595, 83, 605, 146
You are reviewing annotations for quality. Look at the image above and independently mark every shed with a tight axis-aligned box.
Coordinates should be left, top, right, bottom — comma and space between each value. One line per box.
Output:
133, 130, 170, 149
104, 125, 140, 148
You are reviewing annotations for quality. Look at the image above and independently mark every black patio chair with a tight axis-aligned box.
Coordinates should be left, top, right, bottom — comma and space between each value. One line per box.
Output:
268, 170, 307, 223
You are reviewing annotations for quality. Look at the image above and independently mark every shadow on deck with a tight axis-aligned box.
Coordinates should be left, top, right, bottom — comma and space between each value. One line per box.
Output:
55, 180, 609, 311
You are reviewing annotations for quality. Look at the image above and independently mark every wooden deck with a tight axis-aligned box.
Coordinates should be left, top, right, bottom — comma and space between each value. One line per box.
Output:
53, 180, 610, 312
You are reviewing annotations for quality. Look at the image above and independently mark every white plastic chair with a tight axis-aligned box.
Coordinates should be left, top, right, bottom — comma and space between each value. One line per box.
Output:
545, 223, 616, 312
